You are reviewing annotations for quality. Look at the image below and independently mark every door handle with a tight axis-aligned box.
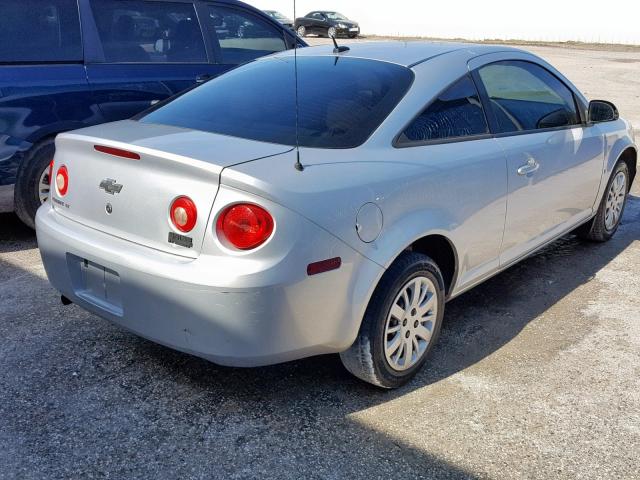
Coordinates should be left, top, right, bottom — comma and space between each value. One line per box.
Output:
517, 158, 540, 176
196, 74, 213, 84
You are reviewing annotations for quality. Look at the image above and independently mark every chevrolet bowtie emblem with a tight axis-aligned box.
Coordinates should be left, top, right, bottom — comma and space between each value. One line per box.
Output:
99, 179, 123, 195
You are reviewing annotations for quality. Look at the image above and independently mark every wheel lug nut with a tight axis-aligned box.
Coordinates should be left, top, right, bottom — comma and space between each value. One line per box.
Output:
411, 308, 417, 316
405, 331, 410, 338
414, 321, 419, 328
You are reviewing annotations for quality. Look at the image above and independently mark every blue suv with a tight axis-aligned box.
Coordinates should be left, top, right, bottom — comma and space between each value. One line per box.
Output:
0, 0, 303, 227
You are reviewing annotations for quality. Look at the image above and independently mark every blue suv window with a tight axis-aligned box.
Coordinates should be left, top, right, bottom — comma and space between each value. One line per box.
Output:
0, 0, 82, 63
141, 56, 414, 149
398, 75, 489, 145
90, 0, 207, 63
205, 6, 287, 65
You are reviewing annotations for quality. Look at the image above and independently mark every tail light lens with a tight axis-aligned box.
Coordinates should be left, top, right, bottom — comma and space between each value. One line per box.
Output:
48, 160, 54, 186
170, 196, 197, 233
55, 165, 69, 196
216, 204, 274, 250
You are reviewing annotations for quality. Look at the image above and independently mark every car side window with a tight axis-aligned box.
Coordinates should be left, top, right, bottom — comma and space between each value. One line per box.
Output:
89, 0, 207, 63
0, 0, 82, 63
206, 6, 286, 65
477, 61, 580, 133
398, 75, 489, 145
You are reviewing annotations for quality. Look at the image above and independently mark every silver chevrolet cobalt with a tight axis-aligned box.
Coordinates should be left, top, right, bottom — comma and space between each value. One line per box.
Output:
37, 42, 637, 388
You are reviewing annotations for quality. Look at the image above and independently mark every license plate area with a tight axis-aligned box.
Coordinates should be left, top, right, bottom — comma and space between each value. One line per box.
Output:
67, 254, 123, 316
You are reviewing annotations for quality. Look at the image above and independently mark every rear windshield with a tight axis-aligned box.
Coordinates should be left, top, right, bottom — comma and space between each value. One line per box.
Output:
140, 56, 414, 149
0, 0, 82, 63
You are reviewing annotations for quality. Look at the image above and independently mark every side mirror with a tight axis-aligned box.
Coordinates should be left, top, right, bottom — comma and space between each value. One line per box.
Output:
538, 109, 572, 129
589, 100, 619, 123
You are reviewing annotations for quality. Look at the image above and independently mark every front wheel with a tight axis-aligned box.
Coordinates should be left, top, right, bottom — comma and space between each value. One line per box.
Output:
577, 161, 630, 242
296, 26, 306, 37
327, 27, 337, 38
340, 252, 445, 389
14, 138, 55, 229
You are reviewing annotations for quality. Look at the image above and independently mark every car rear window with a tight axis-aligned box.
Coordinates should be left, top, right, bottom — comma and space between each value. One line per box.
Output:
139, 56, 414, 149
0, 0, 82, 63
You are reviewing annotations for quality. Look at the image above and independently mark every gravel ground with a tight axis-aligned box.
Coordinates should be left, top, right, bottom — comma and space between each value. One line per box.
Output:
1, 41, 639, 479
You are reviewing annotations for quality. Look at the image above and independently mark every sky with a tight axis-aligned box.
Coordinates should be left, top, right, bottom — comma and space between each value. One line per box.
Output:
250, 0, 640, 45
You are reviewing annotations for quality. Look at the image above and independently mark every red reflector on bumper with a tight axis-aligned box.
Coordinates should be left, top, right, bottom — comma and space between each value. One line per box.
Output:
94, 145, 141, 160
307, 257, 342, 276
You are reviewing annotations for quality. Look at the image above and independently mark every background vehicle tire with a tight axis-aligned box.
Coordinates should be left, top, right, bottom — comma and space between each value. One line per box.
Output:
14, 137, 55, 229
577, 160, 630, 242
296, 26, 306, 37
327, 27, 337, 38
340, 252, 445, 389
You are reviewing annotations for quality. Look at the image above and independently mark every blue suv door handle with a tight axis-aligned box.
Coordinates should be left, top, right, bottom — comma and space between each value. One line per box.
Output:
196, 74, 214, 84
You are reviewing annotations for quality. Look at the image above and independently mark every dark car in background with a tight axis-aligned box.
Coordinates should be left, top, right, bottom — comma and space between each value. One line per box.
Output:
264, 10, 294, 30
0, 0, 302, 228
294, 11, 360, 39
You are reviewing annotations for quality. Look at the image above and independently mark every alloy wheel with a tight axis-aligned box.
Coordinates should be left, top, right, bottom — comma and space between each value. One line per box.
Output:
38, 166, 51, 204
384, 276, 438, 371
604, 171, 627, 230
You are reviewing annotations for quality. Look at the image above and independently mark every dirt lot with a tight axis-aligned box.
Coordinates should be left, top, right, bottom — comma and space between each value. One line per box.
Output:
1, 41, 639, 479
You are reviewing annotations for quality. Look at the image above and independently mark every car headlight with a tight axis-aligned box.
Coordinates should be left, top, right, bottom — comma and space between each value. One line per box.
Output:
337, 23, 347, 28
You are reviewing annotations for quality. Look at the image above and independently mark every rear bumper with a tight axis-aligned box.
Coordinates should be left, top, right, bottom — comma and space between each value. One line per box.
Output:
36, 204, 383, 367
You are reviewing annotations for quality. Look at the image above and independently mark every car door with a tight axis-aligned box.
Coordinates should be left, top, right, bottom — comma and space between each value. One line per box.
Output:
200, 3, 288, 67
83, 0, 221, 122
308, 13, 327, 35
473, 59, 604, 265
0, 0, 97, 146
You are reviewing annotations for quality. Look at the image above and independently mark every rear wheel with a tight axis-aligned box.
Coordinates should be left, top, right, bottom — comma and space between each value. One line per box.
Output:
296, 25, 306, 37
340, 252, 445, 389
577, 161, 629, 242
14, 138, 55, 229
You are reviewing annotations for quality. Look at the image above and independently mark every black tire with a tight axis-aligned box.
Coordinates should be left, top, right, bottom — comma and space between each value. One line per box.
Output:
577, 161, 630, 242
340, 252, 446, 389
14, 137, 55, 229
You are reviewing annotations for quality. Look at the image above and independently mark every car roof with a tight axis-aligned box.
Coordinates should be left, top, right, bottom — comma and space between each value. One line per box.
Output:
274, 41, 525, 68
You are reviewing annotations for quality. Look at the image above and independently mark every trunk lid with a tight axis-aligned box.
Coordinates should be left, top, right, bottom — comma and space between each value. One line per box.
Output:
52, 120, 291, 257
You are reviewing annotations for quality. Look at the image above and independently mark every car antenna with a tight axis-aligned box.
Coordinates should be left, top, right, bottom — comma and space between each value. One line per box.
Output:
332, 35, 350, 54
293, 0, 304, 172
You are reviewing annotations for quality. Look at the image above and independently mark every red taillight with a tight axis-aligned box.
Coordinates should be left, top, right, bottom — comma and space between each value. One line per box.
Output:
94, 145, 141, 160
48, 160, 54, 186
170, 196, 197, 233
56, 165, 69, 196
216, 204, 274, 250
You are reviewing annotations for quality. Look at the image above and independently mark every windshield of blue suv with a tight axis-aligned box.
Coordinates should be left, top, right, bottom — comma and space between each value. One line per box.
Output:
139, 56, 414, 149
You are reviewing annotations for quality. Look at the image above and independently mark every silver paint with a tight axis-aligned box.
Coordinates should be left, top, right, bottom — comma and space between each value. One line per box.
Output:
36, 42, 637, 367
